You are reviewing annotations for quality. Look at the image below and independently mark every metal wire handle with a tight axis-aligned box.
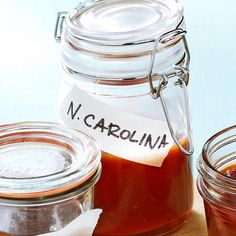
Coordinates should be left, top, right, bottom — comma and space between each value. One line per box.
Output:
148, 29, 194, 156
54, 11, 68, 42
159, 75, 194, 156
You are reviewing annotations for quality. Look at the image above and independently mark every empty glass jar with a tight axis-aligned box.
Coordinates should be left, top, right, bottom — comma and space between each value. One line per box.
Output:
0, 122, 101, 235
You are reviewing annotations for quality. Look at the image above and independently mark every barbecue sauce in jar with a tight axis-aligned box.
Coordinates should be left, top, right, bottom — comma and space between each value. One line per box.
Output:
203, 165, 236, 236
198, 125, 236, 236
56, 0, 193, 235
94, 141, 193, 235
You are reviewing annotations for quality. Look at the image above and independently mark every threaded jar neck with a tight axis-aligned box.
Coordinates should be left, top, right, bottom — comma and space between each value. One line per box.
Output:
197, 125, 236, 210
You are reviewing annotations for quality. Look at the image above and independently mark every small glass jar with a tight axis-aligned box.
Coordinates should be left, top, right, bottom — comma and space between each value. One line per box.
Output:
197, 125, 236, 236
0, 122, 101, 236
55, 0, 194, 235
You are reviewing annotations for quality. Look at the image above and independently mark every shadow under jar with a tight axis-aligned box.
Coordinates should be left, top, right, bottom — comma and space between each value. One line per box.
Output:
56, 0, 194, 235
0, 122, 101, 236
197, 125, 236, 236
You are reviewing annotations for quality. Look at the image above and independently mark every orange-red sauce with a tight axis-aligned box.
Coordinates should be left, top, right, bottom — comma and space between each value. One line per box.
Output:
94, 142, 193, 235
204, 164, 236, 236
222, 164, 236, 179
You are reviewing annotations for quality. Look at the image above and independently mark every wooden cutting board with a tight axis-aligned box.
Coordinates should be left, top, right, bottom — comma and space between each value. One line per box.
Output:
170, 186, 208, 236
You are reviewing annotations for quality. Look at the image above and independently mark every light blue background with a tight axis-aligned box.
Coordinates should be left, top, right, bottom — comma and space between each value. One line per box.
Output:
0, 0, 235, 176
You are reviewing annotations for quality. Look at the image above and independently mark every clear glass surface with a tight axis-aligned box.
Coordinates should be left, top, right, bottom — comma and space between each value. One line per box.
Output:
0, 122, 101, 235
0, 122, 100, 198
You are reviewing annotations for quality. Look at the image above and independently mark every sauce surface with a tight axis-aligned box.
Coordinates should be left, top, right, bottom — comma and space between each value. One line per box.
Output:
94, 142, 193, 235
221, 164, 236, 179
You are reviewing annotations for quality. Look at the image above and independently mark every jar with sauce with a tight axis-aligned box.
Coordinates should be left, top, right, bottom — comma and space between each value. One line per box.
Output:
0, 122, 101, 235
55, 0, 194, 235
198, 125, 236, 236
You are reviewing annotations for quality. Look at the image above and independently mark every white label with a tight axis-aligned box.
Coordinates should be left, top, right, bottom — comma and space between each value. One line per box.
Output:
38, 209, 102, 236
60, 86, 174, 167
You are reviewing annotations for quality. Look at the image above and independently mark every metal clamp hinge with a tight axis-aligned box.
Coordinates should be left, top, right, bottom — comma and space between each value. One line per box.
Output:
54, 11, 68, 42
148, 28, 193, 156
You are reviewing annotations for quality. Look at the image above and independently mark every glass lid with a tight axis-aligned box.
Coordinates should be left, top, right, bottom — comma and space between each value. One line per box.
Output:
66, 0, 184, 45
0, 122, 101, 199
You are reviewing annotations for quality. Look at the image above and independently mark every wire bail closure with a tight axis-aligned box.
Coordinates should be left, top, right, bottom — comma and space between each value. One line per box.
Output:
148, 28, 193, 156
54, 11, 68, 42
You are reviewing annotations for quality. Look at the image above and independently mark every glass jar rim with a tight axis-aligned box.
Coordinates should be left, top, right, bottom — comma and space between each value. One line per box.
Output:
0, 164, 101, 206
65, 0, 183, 46
59, 0, 187, 83
197, 125, 236, 207
199, 125, 236, 183
0, 122, 101, 199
